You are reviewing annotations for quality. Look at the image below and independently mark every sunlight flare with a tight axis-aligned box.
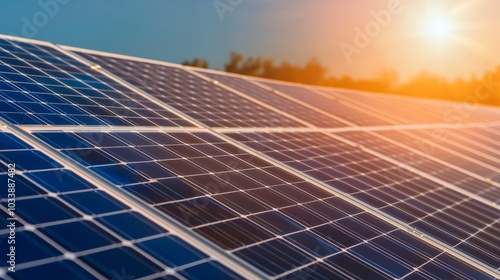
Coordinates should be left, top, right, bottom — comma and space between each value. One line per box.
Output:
427, 17, 453, 38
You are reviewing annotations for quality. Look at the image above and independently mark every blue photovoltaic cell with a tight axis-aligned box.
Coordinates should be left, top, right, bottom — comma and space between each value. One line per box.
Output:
34, 130, 496, 279
225, 132, 500, 270
74, 51, 304, 128
136, 235, 207, 267
0, 38, 192, 127
0, 130, 242, 279
198, 71, 349, 128
258, 80, 394, 126
178, 261, 245, 280
10, 260, 96, 280
40, 221, 120, 252
79, 247, 164, 279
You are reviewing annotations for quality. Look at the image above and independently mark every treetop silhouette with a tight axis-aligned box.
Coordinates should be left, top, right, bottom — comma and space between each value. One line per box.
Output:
182, 52, 500, 107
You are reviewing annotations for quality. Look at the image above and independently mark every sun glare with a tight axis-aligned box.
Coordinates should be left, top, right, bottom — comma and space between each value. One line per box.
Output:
429, 19, 452, 36
427, 17, 453, 38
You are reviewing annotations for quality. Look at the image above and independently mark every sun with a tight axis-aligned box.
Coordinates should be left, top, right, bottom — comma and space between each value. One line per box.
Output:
428, 18, 453, 37
409, 1, 492, 61
427, 17, 454, 39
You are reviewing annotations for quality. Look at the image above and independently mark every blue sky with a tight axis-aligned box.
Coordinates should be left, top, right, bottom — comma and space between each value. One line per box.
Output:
1, 0, 499, 81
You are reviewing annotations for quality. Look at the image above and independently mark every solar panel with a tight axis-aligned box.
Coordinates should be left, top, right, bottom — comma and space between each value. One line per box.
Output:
31, 130, 496, 279
225, 132, 500, 270
338, 130, 500, 204
71, 49, 303, 128
1, 34, 500, 279
256, 80, 397, 126
388, 128, 500, 172
0, 128, 243, 279
195, 70, 351, 128
458, 126, 500, 151
320, 88, 500, 124
0, 39, 193, 127
373, 130, 499, 179
321, 88, 460, 124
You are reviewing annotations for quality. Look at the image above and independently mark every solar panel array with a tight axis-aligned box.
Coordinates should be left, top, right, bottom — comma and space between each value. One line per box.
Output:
0, 35, 499, 280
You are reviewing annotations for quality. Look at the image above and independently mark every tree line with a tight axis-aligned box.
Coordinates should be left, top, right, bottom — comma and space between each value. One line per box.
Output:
183, 52, 500, 107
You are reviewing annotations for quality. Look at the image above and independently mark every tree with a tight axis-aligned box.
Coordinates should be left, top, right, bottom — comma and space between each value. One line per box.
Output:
224, 52, 244, 73
181, 52, 500, 107
182, 58, 209, 69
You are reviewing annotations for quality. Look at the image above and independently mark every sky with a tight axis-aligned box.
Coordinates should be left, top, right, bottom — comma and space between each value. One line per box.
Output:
1, 0, 499, 81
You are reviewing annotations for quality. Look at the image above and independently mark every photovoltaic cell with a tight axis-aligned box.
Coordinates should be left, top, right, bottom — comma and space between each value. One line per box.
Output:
258, 81, 394, 126
320, 88, 500, 124
427, 127, 500, 159
322, 89, 457, 124
73, 51, 303, 128
373, 129, 499, 181
0, 39, 192, 127
476, 125, 500, 143
339, 130, 500, 204
33, 130, 496, 279
225, 132, 500, 270
0, 130, 242, 279
386, 128, 499, 174
197, 71, 349, 128
458, 126, 500, 152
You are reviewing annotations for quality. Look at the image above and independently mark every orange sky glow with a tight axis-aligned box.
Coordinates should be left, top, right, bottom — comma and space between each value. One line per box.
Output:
247, 0, 500, 81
